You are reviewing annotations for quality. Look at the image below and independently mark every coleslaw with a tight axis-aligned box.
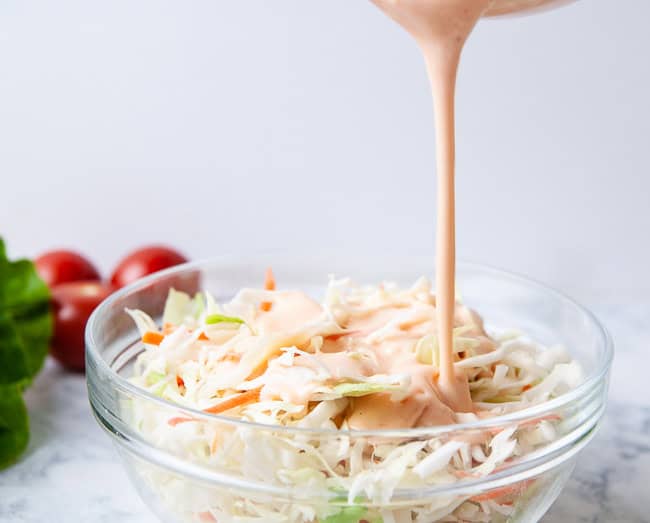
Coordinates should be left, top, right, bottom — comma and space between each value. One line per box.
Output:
124, 274, 583, 523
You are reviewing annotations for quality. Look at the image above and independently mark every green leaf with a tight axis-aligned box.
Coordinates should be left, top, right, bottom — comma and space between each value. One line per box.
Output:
0, 239, 52, 380
0, 312, 30, 386
0, 238, 52, 469
8, 301, 52, 379
1, 256, 50, 311
322, 505, 368, 523
0, 383, 29, 470
205, 313, 244, 326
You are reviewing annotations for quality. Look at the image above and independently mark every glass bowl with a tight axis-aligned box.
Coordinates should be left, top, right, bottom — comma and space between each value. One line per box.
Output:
86, 254, 612, 523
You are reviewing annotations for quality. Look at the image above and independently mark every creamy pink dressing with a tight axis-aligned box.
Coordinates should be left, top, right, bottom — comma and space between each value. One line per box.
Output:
371, 0, 491, 413
327, 296, 484, 429
251, 289, 491, 429
300, 351, 379, 378
254, 291, 324, 334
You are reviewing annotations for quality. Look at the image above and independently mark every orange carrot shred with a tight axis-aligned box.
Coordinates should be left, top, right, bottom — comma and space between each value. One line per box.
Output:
470, 479, 534, 502
203, 388, 261, 415
264, 267, 276, 290
325, 330, 362, 341
168, 390, 261, 426
243, 347, 282, 382
198, 332, 209, 341
260, 267, 276, 311
142, 331, 165, 345
176, 375, 185, 388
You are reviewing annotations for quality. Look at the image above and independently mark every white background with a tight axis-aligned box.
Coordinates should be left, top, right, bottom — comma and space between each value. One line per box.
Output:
1, 0, 648, 306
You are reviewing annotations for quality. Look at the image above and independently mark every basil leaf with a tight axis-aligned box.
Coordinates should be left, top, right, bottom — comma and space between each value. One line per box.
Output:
0, 312, 30, 386
0, 238, 52, 469
0, 239, 52, 381
0, 383, 29, 469
11, 299, 52, 378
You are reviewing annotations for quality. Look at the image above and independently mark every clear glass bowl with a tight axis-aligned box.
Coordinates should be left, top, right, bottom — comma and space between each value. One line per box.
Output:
86, 254, 612, 523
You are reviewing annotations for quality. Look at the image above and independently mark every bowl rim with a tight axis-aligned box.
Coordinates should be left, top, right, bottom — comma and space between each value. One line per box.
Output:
86, 254, 614, 438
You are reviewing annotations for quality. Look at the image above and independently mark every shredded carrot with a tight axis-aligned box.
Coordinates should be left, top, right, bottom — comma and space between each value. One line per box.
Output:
324, 330, 361, 341
245, 347, 282, 381
260, 267, 276, 312
458, 458, 536, 501
176, 375, 185, 388
264, 267, 276, 290
203, 388, 262, 415
198, 332, 209, 341
470, 479, 534, 502
169, 390, 261, 426
142, 331, 165, 345
168, 416, 195, 426
522, 384, 532, 391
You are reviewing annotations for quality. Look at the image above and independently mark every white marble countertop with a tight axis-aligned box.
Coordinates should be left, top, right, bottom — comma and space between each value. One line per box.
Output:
1, 304, 648, 523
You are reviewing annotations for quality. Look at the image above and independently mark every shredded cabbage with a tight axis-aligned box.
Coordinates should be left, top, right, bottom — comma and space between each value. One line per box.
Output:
332, 381, 405, 398
124, 277, 582, 523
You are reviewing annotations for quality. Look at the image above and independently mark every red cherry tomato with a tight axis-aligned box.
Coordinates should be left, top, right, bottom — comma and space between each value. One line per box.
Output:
35, 250, 101, 287
110, 245, 188, 289
50, 281, 114, 372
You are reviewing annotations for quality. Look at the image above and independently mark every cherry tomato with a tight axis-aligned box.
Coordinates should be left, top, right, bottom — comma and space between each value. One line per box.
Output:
110, 245, 188, 289
35, 250, 101, 287
50, 281, 114, 372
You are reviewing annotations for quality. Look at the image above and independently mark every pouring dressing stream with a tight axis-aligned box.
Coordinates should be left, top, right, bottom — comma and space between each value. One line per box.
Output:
371, 0, 491, 412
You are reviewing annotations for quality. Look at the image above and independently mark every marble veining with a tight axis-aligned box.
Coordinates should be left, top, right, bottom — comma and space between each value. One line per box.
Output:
0, 304, 648, 523
545, 404, 650, 523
